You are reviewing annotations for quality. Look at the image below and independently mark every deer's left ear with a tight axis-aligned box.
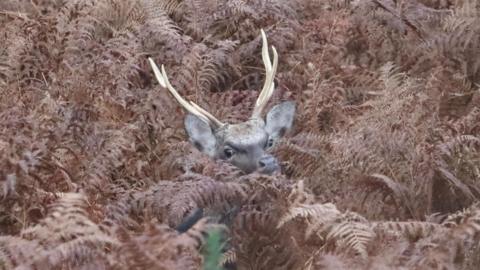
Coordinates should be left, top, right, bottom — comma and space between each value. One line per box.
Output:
184, 114, 217, 157
265, 101, 296, 140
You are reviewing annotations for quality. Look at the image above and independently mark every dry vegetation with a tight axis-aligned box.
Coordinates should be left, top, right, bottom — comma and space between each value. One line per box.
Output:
1, 0, 480, 269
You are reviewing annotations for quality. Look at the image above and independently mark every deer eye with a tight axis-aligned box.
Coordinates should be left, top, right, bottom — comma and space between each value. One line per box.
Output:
223, 147, 235, 158
265, 138, 274, 149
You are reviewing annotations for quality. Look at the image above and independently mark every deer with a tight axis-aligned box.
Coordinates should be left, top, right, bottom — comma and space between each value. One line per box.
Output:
148, 29, 296, 176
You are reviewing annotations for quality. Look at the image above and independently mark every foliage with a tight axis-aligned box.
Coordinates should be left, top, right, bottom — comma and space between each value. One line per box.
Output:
1, 0, 480, 269
202, 228, 225, 270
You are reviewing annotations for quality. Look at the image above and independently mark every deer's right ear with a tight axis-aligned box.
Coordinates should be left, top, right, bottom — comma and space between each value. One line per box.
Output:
184, 114, 217, 156
265, 101, 296, 140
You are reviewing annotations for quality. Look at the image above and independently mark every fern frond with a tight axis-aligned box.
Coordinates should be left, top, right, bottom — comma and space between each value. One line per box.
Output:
13, 193, 117, 268
106, 176, 249, 228
437, 135, 480, 157
358, 174, 415, 217
113, 221, 205, 270
373, 221, 443, 239
219, 248, 237, 267
443, 206, 480, 238
0, 236, 44, 269
277, 203, 341, 229
327, 221, 374, 258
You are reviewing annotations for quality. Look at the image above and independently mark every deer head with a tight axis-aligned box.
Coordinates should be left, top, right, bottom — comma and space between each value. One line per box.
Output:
148, 30, 295, 175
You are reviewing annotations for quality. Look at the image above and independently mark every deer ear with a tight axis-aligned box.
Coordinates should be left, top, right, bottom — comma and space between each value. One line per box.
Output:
184, 114, 217, 156
265, 101, 296, 140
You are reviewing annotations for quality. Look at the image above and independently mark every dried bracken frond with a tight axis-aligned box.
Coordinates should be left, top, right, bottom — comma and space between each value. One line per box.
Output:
326, 219, 374, 258
7, 193, 117, 269
277, 203, 341, 229
112, 218, 220, 270
219, 248, 237, 267
105, 175, 249, 228
2, 0, 480, 269
373, 221, 444, 239
443, 206, 480, 238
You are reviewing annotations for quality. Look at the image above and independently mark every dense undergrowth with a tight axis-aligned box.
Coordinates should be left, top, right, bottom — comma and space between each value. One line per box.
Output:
1, 0, 480, 269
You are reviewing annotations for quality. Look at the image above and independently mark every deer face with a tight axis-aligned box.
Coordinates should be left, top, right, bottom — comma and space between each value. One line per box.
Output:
149, 29, 295, 174
184, 101, 295, 174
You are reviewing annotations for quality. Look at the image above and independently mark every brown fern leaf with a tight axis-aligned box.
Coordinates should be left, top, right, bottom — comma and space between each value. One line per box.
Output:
112, 220, 212, 270
273, 133, 328, 179
451, 107, 480, 135
174, 40, 238, 96
94, 0, 181, 33
17, 193, 116, 269
0, 236, 44, 269
442, 206, 480, 239
436, 135, 480, 157
403, 205, 480, 269
219, 248, 237, 267
326, 220, 374, 259
82, 128, 137, 194
373, 221, 444, 240
105, 176, 249, 228
232, 210, 304, 270
277, 203, 341, 230
357, 174, 416, 218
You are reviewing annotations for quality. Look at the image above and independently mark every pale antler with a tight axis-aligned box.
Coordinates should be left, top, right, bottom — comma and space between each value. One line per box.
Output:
251, 29, 279, 119
148, 58, 224, 129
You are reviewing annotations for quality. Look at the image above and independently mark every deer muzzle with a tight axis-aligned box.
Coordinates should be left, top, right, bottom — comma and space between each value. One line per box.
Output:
257, 154, 280, 175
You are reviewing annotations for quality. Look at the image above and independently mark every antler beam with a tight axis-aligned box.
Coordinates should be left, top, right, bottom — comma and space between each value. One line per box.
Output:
251, 29, 279, 119
148, 58, 224, 129
149, 29, 277, 125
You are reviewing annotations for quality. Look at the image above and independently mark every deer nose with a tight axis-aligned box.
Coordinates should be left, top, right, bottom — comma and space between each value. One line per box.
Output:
258, 155, 279, 175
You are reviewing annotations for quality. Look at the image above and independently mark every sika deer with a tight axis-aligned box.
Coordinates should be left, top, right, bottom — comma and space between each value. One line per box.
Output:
148, 29, 295, 175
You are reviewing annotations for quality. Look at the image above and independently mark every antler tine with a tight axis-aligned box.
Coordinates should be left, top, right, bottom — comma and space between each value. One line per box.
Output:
251, 29, 279, 119
148, 58, 224, 128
